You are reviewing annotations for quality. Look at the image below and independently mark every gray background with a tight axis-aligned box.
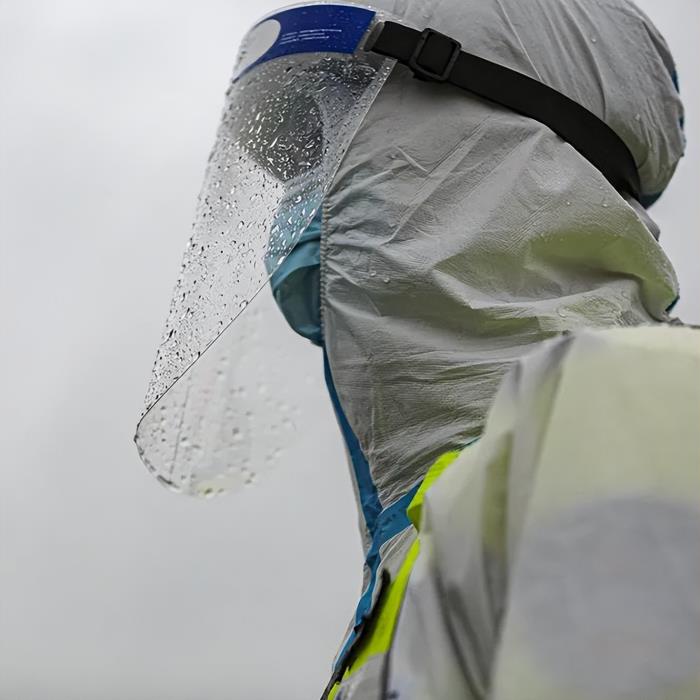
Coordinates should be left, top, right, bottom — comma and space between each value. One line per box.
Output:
0, 1, 697, 698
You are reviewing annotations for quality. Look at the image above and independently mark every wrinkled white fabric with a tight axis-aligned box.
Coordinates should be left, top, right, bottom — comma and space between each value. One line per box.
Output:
386, 326, 700, 700
322, 0, 685, 510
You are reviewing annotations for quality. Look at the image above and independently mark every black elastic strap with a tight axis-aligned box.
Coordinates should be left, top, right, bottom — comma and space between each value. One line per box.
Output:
367, 22, 641, 201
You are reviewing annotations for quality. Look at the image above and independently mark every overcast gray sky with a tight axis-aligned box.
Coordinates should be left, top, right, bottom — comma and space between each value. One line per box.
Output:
0, 2, 697, 699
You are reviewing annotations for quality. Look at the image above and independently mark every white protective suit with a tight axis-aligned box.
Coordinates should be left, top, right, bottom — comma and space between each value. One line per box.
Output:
323, 0, 684, 514
316, 1, 695, 698
385, 326, 700, 700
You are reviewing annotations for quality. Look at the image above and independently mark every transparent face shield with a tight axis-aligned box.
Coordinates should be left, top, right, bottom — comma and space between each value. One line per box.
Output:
135, 3, 396, 497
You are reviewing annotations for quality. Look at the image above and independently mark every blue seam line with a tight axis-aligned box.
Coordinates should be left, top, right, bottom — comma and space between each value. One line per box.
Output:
324, 352, 383, 536
323, 351, 421, 670
332, 482, 421, 671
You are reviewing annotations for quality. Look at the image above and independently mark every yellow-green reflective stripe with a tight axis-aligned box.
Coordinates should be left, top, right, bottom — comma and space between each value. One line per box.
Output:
407, 450, 462, 530
328, 539, 420, 700
328, 450, 463, 699
352, 539, 421, 668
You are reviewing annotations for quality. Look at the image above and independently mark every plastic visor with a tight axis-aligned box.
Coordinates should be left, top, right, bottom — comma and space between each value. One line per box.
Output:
134, 3, 394, 497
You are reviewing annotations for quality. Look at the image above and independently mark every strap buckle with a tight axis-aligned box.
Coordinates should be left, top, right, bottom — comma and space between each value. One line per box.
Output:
408, 28, 462, 82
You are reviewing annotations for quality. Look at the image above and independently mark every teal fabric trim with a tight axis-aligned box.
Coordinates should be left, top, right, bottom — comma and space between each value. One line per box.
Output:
324, 349, 417, 671
324, 351, 383, 537
270, 212, 322, 345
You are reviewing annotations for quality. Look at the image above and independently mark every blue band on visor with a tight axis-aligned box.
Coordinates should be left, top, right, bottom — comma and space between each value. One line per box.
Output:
236, 4, 377, 81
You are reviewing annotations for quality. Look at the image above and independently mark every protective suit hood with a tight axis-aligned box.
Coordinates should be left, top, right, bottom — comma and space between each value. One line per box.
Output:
134, 0, 684, 511
322, 0, 684, 518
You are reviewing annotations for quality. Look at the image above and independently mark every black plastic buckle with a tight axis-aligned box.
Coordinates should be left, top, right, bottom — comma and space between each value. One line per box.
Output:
408, 28, 462, 82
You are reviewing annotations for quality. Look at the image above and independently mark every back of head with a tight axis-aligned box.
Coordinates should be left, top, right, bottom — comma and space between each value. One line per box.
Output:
323, 0, 685, 505
366, 0, 684, 201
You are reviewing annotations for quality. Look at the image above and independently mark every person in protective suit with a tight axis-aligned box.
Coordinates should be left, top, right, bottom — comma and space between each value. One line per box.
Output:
267, 2, 698, 699
136, 0, 699, 698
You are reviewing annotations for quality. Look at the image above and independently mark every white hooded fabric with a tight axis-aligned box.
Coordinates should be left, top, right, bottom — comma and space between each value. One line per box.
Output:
319, 2, 686, 685
322, 0, 685, 523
